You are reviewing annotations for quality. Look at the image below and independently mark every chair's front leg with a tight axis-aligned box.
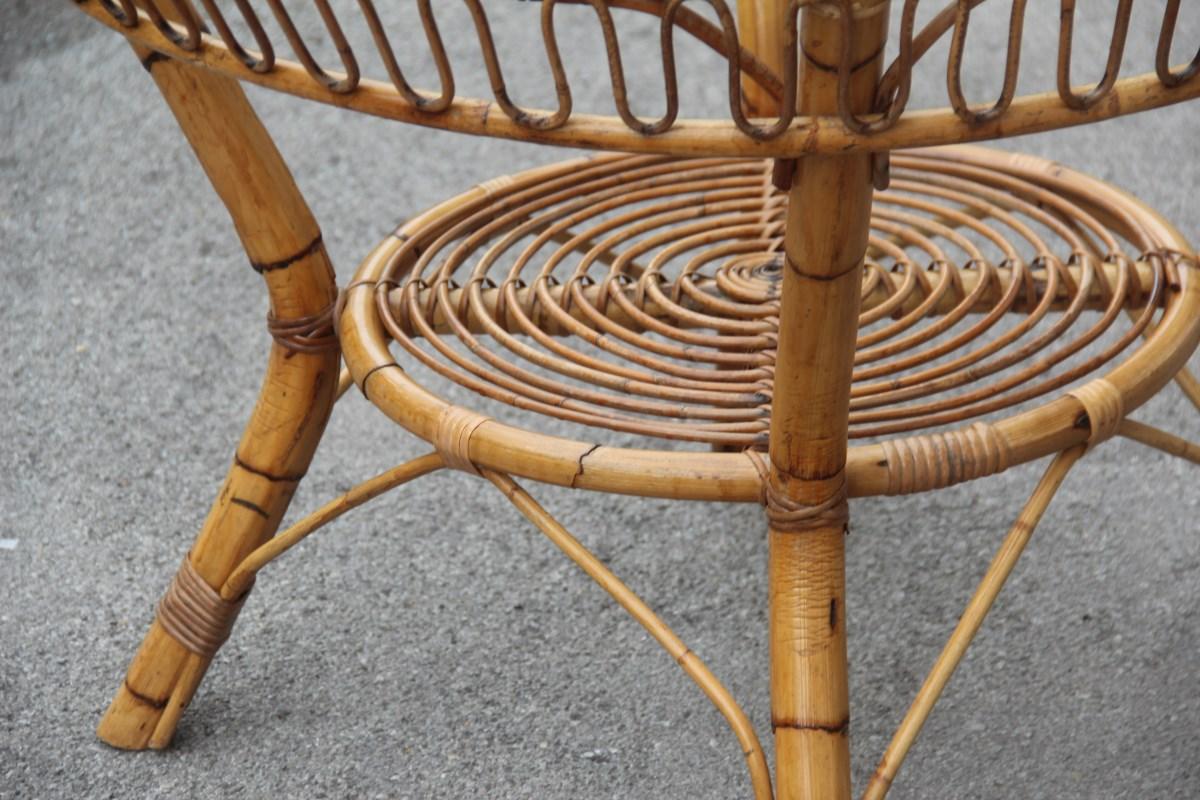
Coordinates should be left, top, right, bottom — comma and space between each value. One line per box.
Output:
96, 48, 339, 750
766, 2, 890, 797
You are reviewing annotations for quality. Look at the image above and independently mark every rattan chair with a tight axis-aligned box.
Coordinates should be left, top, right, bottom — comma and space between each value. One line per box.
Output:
72, 1, 1200, 797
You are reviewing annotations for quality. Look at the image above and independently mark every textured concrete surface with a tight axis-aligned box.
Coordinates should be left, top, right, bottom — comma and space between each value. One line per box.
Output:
2, 4, 1199, 799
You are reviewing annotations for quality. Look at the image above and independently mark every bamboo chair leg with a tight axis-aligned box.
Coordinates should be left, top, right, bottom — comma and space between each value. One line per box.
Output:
97, 52, 339, 750
759, 2, 890, 797
862, 445, 1086, 800
482, 468, 774, 800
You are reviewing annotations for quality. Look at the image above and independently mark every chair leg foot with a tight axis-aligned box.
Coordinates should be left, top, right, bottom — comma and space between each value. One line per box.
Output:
96, 431, 330, 749
97, 632, 211, 750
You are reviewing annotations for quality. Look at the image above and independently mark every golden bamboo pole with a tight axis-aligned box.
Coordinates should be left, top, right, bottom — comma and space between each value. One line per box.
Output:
862, 445, 1086, 800
764, 3, 890, 797
96, 35, 339, 748
483, 468, 775, 800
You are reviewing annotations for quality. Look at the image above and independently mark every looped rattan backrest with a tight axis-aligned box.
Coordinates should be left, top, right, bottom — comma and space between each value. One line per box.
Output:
76, 0, 1200, 157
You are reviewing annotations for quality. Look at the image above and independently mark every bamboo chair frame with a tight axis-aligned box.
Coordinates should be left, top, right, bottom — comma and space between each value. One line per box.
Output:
70, 1, 1200, 797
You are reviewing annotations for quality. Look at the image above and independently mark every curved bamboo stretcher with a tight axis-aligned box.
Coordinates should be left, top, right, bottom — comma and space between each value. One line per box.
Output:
73, 1, 1200, 798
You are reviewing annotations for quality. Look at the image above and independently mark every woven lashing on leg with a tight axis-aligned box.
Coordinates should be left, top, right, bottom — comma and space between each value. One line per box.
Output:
1068, 378, 1124, 450
880, 421, 1011, 495
435, 405, 489, 474
156, 556, 254, 660
746, 450, 850, 533
266, 299, 338, 354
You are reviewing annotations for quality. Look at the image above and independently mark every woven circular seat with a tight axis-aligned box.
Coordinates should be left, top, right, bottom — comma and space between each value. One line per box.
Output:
340, 145, 1200, 501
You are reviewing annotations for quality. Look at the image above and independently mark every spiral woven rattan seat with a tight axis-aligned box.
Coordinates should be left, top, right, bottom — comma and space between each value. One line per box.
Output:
340, 145, 1200, 501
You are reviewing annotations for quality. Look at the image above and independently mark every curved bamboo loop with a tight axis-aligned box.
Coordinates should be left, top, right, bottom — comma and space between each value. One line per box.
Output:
1057, 0, 1133, 111
1156, 0, 1200, 88
220, 452, 445, 601
862, 445, 1087, 800
481, 468, 774, 800
946, 0, 1027, 124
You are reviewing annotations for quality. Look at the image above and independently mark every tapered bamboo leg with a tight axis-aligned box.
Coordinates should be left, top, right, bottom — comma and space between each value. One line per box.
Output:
760, 2, 890, 797
97, 48, 339, 749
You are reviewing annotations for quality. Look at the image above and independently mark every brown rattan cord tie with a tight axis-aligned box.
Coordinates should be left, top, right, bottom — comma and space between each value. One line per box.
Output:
880, 422, 1012, 496
745, 450, 849, 533
434, 405, 489, 475
155, 556, 254, 660
266, 298, 338, 354
1068, 379, 1124, 449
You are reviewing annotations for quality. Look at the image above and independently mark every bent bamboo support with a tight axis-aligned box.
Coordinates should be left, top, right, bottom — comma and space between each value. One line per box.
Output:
483, 468, 774, 800
1118, 419, 1200, 465
96, 51, 339, 750
862, 445, 1086, 800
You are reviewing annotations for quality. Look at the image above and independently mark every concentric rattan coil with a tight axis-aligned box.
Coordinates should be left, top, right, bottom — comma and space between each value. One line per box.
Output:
369, 150, 1180, 449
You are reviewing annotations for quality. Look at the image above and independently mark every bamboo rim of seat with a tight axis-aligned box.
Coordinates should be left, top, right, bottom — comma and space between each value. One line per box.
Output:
74, 0, 1200, 158
339, 144, 1200, 502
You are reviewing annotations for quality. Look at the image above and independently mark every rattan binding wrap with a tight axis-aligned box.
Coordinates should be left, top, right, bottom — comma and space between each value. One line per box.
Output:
156, 556, 254, 660
880, 421, 1011, 495
266, 299, 338, 354
747, 450, 850, 532
1068, 378, 1125, 449
433, 406, 489, 474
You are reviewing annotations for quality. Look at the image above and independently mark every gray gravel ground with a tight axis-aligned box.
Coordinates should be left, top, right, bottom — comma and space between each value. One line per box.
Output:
2, 3, 1199, 799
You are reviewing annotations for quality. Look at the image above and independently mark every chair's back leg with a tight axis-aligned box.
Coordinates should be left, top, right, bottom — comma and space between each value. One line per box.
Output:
756, 2, 891, 798
96, 40, 339, 748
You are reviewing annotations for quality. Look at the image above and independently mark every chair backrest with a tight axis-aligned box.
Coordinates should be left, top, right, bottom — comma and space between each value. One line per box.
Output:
77, 0, 1199, 159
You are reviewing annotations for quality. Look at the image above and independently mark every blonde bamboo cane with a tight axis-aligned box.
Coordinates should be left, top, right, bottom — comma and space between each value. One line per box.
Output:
1118, 419, 1200, 465
482, 468, 774, 800
97, 43, 339, 748
766, 3, 889, 798
862, 445, 1086, 800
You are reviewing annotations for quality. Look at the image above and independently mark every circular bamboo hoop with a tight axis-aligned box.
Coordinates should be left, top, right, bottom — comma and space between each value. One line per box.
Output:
338, 145, 1200, 502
